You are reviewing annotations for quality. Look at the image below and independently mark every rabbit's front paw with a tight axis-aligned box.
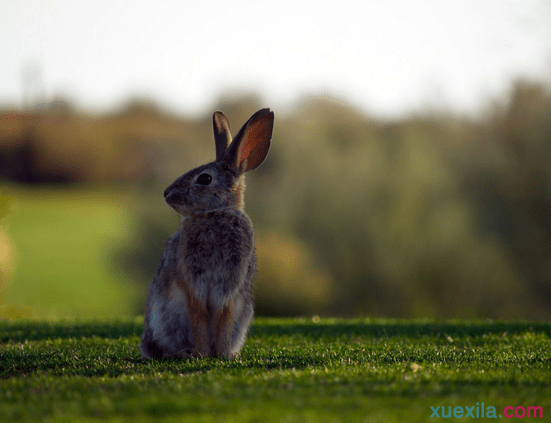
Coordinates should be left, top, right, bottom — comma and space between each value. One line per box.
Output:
176, 348, 197, 358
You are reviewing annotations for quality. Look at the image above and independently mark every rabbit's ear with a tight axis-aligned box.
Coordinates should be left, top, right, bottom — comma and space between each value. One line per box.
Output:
227, 108, 274, 174
213, 111, 232, 161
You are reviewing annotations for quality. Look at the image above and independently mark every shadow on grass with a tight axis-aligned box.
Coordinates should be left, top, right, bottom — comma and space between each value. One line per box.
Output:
249, 319, 551, 339
2, 317, 550, 343
0, 318, 144, 343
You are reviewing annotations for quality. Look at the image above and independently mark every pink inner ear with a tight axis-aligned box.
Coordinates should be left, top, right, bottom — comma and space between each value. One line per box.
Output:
237, 117, 272, 170
239, 143, 252, 164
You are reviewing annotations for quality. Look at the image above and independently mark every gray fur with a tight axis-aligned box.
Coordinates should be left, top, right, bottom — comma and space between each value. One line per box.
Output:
140, 109, 274, 359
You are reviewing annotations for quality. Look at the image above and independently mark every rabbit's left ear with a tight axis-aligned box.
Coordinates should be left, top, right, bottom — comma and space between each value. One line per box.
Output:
213, 111, 232, 161
227, 108, 274, 174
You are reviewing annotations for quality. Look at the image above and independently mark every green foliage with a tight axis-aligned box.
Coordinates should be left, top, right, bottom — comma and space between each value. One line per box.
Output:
0, 318, 550, 422
2, 80, 551, 319
254, 231, 334, 316
252, 93, 547, 319
456, 82, 551, 319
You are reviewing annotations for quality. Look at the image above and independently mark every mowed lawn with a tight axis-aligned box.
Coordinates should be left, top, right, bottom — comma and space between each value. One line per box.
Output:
2, 185, 140, 317
1, 318, 550, 422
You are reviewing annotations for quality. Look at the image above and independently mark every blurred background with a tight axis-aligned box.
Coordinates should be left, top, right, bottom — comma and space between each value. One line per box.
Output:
1, 0, 551, 320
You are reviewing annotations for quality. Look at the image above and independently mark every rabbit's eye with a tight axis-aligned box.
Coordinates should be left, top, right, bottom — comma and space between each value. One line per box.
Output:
196, 173, 213, 185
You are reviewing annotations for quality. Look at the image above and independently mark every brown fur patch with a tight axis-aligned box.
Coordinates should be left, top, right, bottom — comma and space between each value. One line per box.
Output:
178, 278, 211, 357
213, 302, 233, 357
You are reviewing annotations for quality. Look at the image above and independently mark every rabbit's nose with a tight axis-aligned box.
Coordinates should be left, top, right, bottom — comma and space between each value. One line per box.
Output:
164, 187, 176, 206
165, 190, 176, 204
165, 189, 184, 208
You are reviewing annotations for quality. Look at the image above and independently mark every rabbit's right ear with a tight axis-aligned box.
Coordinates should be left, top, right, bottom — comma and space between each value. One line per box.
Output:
226, 108, 274, 174
213, 111, 232, 161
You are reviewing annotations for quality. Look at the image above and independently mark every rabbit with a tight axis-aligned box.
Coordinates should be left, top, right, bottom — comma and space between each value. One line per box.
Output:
140, 108, 274, 359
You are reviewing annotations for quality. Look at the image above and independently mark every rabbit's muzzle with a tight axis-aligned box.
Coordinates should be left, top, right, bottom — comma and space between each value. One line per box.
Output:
164, 187, 184, 210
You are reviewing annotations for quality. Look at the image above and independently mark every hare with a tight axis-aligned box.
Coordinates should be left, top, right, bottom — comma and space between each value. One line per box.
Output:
140, 108, 274, 359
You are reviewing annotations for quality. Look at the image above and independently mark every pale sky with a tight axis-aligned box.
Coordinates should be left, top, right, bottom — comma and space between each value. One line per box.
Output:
1, 0, 550, 118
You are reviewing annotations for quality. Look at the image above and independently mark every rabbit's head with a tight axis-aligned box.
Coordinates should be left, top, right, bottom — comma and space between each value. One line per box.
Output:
164, 109, 274, 216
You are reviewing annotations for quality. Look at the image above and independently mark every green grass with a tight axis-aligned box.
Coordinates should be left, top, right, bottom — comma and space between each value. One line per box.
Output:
2, 185, 139, 317
1, 317, 550, 422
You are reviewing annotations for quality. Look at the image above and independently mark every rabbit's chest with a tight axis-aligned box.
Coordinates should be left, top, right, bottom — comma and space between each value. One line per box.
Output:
177, 222, 253, 289
181, 217, 252, 260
